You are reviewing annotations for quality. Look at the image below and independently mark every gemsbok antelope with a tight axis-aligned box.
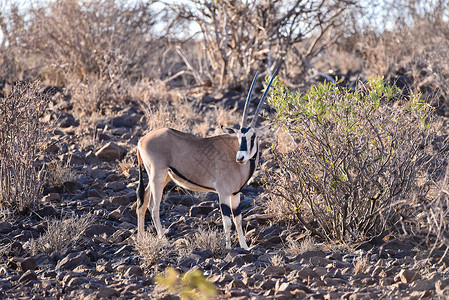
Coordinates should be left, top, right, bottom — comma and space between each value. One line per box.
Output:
136, 70, 278, 249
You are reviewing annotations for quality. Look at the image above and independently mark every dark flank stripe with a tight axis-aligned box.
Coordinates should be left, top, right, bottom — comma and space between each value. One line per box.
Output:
169, 166, 215, 191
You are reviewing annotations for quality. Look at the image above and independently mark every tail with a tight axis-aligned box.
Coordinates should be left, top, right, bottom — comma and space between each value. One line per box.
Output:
136, 149, 145, 209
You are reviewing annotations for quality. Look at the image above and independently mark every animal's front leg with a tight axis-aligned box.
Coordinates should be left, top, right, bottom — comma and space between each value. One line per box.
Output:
219, 196, 233, 249
231, 193, 249, 250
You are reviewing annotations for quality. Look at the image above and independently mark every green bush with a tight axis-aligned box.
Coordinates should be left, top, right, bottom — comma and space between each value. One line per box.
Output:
265, 77, 434, 242
156, 267, 217, 300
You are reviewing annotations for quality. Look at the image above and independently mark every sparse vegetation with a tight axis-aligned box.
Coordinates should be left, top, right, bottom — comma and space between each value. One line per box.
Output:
266, 77, 436, 242
156, 267, 217, 300
27, 214, 95, 255
134, 230, 168, 270
0, 80, 49, 212
0, 0, 448, 298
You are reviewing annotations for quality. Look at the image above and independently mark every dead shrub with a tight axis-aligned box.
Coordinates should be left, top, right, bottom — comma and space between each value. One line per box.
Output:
286, 236, 318, 256
133, 231, 168, 269
22, 0, 160, 83
175, 227, 227, 258
27, 214, 95, 255
176, 0, 354, 87
265, 78, 435, 242
0, 80, 49, 212
44, 159, 77, 189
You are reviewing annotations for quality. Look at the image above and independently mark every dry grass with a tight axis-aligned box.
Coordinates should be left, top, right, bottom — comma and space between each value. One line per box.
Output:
116, 157, 136, 179
133, 231, 168, 269
270, 253, 285, 267
45, 159, 77, 188
286, 236, 319, 256
27, 214, 95, 255
353, 255, 370, 275
175, 227, 228, 258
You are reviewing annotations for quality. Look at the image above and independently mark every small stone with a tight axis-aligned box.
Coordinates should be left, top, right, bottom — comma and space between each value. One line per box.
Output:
96, 286, 120, 298
380, 277, 395, 287
18, 270, 38, 283
56, 251, 90, 271
124, 266, 143, 277
310, 256, 332, 267
257, 279, 276, 290
397, 269, 420, 283
262, 265, 285, 277
96, 261, 113, 273
84, 224, 116, 237
110, 195, 130, 205
41, 193, 60, 202
95, 142, 127, 161
412, 279, 436, 291
108, 209, 123, 221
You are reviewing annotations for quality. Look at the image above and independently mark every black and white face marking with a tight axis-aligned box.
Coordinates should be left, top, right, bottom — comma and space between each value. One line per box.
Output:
221, 124, 270, 164
235, 127, 258, 164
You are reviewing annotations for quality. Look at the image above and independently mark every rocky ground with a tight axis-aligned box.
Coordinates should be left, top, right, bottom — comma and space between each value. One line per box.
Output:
1, 93, 449, 299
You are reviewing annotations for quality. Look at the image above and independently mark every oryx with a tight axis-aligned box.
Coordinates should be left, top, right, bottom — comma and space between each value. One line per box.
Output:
136, 70, 277, 249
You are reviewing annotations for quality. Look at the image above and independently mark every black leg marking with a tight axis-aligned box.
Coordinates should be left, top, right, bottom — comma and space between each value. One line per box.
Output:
136, 163, 145, 208
220, 204, 232, 218
232, 202, 243, 217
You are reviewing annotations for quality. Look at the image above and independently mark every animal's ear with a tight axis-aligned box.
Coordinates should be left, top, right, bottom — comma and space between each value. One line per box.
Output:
256, 124, 271, 135
221, 125, 238, 136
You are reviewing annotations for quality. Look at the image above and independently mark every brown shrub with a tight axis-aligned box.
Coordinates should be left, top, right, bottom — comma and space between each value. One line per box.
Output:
0, 81, 49, 212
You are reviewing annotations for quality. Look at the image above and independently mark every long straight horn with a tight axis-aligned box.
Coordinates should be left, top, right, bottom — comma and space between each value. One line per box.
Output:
249, 68, 278, 127
241, 71, 259, 128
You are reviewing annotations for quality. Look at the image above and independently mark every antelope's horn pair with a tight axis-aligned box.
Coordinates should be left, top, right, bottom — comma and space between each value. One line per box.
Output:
241, 69, 278, 128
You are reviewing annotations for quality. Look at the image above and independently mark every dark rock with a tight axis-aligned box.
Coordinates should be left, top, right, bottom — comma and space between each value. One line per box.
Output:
53, 112, 79, 128
110, 195, 130, 205
104, 181, 127, 192
189, 205, 215, 217
56, 251, 90, 271
18, 270, 38, 283
110, 114, 140, 128
124, 266, 143, 277
57, 180, 82, 193
84, 224, 116, 237
168, 195, 198, 206
8, 257, 36, 271
41, 193, 60, 202
0, 222, 13, 234
35, 205, 58, 218
95, 142, 127, 161
262, 265, 285, 277
397, 269, 420, 283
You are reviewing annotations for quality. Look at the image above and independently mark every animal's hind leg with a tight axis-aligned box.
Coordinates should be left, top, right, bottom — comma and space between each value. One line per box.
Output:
149, 170, 170, 239
137, 185, 151, 237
